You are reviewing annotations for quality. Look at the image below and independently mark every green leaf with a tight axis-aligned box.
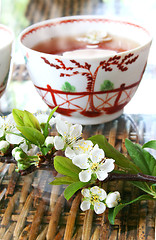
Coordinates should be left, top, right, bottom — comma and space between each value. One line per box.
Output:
23, 110, 41, 131
108, 194, 154, 225
50, 176, 75, 185
152, 165, 156, 176
100, 80, 114, 91
43, 106, 58, 138
143, 140, 156, 150
131, 181, 153, 195
89, 135, 139, 173
40, 146, 51, 155
141, 147, 156, 176
61, 82, 76, 92
64, 181, 88, 200
54, 156, 80, 181
12, 109, 25, 126
125, 139, 152, 175
17, 126, 45, 146
150, 183, 156, 193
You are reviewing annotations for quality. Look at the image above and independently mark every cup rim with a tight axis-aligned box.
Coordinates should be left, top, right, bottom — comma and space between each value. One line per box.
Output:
19, 15, 153, 60
0, 24, 14, 49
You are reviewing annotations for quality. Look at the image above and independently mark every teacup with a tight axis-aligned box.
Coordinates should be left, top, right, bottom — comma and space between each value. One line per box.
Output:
19, 16, 152, 125
0, 24, 14, 98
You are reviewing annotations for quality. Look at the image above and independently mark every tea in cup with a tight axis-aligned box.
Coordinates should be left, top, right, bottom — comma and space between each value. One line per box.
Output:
19, 16, 152, 125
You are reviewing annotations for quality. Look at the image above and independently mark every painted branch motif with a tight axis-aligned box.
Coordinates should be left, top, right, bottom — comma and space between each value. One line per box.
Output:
39, 54, 139, 117
41, 53, 138, 92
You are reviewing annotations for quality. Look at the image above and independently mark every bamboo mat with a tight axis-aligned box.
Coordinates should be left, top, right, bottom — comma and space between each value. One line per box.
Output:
1, 0, 155, 239
0, 114, 155, 240
25, 0, 122, 24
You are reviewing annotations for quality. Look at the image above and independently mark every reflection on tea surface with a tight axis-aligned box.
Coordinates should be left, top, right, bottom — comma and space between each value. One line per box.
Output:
32, 31, 140, 56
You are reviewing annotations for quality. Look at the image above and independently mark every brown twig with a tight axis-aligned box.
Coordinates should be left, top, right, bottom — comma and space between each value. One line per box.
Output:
82, 209, 94, 240
104, 172, 156, 183
28, 199, 46, 240
0, 192, 20, 238
13, 191, 34, 240
64, 192, 81, 240
46, 193, 65, 240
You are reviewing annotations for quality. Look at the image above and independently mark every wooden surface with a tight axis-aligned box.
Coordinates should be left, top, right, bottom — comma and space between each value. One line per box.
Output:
25, 0, 122, 23
0, 0, 156, 239
0, 114, 156, 239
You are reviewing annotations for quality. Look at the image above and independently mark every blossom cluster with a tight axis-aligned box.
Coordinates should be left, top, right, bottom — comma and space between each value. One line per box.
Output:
81, 187, 120, 214
0, 110, 120, 215
77, 30, 112, 44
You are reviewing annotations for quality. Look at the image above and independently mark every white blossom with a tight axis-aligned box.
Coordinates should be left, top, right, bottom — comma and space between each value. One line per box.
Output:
80, 186, 107, 214
65, 139, 93, 159
0, 114, 23, 144
106, 191, 121, 208
54, 116, 82, 150
35, 112, 55, 126
72, 144, 115, 182
77, 30, 112, 44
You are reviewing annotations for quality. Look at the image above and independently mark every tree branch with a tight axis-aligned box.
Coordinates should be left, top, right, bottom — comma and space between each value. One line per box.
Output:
1, 154, 156, 183
104, 172, 156, 183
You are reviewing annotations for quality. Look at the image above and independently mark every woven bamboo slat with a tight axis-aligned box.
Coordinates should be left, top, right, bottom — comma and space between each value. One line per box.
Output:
0, 113, 155, 239
1, 1, 156, 238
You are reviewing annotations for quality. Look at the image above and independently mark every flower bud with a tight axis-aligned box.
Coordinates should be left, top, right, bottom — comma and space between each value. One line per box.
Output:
16, 162, 31, 172
0, 140, 10, 153
12, 147, 27, 161
106, 191, 121, 208
12, 147, 21, 157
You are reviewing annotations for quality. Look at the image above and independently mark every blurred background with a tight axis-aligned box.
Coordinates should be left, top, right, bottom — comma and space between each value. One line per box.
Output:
0, 0, 156, 115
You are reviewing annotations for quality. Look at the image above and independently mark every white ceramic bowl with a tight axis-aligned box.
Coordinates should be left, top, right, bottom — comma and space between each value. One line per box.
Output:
19, 16, 152, 125
0, 24, 14, 97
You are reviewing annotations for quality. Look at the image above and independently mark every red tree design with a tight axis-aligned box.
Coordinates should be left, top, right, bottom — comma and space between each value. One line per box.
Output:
40, 54, 139, 116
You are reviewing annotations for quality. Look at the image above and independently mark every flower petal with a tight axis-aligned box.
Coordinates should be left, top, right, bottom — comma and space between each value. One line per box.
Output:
35, 113, 48, 124
65, 146, 76, 159
45, 136, 54, 146
96, 170, 108, 181
79, 169, 92, 182
80, 200, 91, 211
55, 118, 69, 137
19, 142, 29, 153
72, 154, 89, 169
49, 117, 55, 126
94, 202, 106, 214
0, 129, 4, 138
69, 124, 82, 139
90, 186, 107, 200
0, 116, 4, 126
90, 144, 104, 163
81, 188, 90, 198
73, 140, 93, 155
54, 136, 65, 150
6, 131, 23, 144
90, 186, 100, 195
99, 189, 107, 201
5, 113, 16, 126
100, 159, 115, 173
